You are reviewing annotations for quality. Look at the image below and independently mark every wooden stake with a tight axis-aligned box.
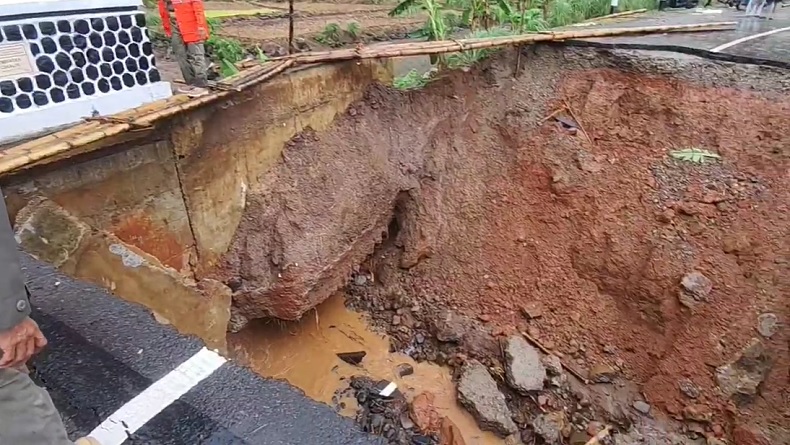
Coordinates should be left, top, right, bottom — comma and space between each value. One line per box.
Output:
539, 106, 566, 123
520, 330, 590, 385
288, 0, 295, 54
563, 98, 593, 146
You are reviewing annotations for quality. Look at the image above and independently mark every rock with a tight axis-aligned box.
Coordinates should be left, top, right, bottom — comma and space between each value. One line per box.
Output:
715, 338, 772, 401
227, 306, 249, 333
354, 274, 368, 286
682, 404, 712, 423
756, 313, 778, 338
504, 336, 547, 393
586, 421, 604, 436
707, 437, 727, 445
681, 271, 713, 302
520, 302, 545, 319
457, 360, 517, 436
411, 392, 441, 434
678, 378, 700, 398
392, 314, 401, 325
678, 291, 698, 309
569, 430, 589, 445
633, 401, 651, 414
400, 412, 415, 429
588, 363, 617, 383
396, 363, 415, 377
432, 309, 468, 343
505, 434, 524, 445
732, 424, 770, 445
439, 417, 467, 445
542, 355, 563, 376
337, 351, 366, 366
532, 411, 569, 445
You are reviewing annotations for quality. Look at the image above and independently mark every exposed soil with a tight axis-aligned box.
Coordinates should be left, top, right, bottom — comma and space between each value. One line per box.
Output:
216, 47, 789, 444
218, 10, 424, 48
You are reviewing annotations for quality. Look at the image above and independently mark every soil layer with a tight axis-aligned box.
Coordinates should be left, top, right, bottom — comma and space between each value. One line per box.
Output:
217, 47, 789, 443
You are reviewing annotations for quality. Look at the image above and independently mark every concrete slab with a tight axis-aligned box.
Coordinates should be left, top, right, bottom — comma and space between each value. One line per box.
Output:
568, 6, 790, 68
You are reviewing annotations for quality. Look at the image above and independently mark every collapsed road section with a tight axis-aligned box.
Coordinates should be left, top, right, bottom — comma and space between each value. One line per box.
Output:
1, 16, 787, 445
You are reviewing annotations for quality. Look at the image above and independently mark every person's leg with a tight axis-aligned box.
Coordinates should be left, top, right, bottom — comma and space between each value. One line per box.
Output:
169, 19, 196, 85
185, 42, 209, 88
0, 367, 73, 445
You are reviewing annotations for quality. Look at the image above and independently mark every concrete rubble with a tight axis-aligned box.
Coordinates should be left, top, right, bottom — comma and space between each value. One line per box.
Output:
714, 338, 772, 402
456, 360, 518, 436
504, 336, 547, 393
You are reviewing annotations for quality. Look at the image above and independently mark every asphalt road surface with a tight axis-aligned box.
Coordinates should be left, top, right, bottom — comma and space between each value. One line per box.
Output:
22, 255, 382, 445
572, 5, 790, 68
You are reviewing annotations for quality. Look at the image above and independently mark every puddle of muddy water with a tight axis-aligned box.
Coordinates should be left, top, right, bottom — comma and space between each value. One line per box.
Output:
230, 292, 502, 444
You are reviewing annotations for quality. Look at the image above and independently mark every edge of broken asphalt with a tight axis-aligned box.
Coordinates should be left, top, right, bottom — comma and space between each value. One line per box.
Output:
21, 255, 384, 445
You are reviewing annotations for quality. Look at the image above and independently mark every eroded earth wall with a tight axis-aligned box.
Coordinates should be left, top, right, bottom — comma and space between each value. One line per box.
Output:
1, 60, 390, 349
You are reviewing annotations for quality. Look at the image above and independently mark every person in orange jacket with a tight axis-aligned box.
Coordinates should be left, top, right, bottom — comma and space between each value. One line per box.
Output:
158, 0, 210, 97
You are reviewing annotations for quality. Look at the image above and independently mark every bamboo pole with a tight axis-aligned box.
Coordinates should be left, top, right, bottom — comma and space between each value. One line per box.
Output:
586, 8, 647, 21
0, 21, 737, 174
286, 22, 736, 64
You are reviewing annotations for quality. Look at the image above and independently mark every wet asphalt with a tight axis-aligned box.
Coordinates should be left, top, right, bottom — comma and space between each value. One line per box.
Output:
21, 255, 382, 445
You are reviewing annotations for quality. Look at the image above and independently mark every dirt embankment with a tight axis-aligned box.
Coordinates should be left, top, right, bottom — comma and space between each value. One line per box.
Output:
215, 47, 788, 443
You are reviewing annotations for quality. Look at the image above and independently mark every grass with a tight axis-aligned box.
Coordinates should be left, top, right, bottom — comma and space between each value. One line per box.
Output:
391, 0, 659, 89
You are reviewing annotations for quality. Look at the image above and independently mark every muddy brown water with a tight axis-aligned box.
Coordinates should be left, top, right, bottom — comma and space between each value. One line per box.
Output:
230, 292, 502, 444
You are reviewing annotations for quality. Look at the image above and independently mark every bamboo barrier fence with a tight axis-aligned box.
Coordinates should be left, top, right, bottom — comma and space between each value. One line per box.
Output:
0, 21, 736, 175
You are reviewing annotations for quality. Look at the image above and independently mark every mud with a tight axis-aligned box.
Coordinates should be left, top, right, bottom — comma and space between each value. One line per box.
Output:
217, 46, 789, 443
229, 292, 500, 444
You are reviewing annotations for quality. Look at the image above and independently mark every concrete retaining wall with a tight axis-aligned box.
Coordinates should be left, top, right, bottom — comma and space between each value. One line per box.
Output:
1, 60, 391, 349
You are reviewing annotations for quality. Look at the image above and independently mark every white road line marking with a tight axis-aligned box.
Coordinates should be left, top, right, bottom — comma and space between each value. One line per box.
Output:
710, 25, 790, 52
88, 347, 227, 445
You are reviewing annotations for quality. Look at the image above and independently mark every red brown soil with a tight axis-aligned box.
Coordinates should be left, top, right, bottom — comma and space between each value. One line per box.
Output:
216, 51, 788, 441
361, 70, 790, 439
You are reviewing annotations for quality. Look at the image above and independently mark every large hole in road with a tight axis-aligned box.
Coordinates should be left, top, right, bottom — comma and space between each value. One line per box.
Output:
223, 47, 788, 445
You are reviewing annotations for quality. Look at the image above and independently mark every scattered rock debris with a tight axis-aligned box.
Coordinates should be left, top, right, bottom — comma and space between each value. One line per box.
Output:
532, 411, 569, 444
410, 392, 442, 435
456, 360, 517, 437
396, 363, 415, 377
679, 271, 713, 308
350, 376, 438, 444
714, 338, 772, 402
678, 378, 700, 399
587, 363, 617, 384
755, 313, 778, 338
337, 351, 367, 366
504, 336, 546, 393
632, 400, 651, 415
331, 60, 789, 445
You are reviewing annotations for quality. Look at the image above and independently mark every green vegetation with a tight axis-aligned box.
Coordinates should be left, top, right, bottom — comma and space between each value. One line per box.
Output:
393, 69, 432, 90
316, 22, 367, 47
316, 23, 343, 46
205, 18, 246, 76
390, 0, 658, 89
670, 148, 722, 164
346, 22, 362, 40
